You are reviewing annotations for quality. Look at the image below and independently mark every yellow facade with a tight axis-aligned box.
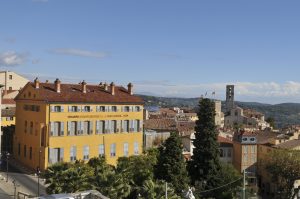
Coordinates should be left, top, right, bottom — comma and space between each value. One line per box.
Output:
13, 82, 144, 171
1, 116, 15, 127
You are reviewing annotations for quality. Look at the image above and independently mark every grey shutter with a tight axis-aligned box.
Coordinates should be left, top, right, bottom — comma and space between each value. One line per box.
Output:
90, 106, 93, 112
74, 146, 77, 159
117, 120, 120, 132
105, 120, 108, 133
61, 106, 64, 112
60, 122, 64, 136
50, 106, 54, 112
77, 106, 81, 112
96, 120, 99, 134
67, 121, 71, 135
77, 121, 80, 135
59, 148, 64, 162
68, 106, 71, 112
81, 121, 84, 134
48, 148, 53, 164
50, 122, 54, 136
89, 121, 93, 134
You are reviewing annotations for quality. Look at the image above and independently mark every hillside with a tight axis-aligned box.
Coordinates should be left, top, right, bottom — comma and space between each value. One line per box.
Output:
139, 95, 300, 128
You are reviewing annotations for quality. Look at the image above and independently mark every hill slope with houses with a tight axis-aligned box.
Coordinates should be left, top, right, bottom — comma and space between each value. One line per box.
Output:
139, 95, 300, 128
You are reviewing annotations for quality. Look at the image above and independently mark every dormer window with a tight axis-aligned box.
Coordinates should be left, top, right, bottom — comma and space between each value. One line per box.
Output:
250, 138, 255, 142
242, 137, 248, 142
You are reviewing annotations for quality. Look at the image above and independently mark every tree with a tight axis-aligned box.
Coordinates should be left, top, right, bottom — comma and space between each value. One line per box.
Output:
43, 161, 94, 194
188, 98, 221, 196
265, 150, 300, 199
266, 117, 275, 128
155, 132, 190, 194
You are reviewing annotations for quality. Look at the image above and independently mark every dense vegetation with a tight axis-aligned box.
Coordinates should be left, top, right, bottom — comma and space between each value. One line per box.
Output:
140, 95, 300, 128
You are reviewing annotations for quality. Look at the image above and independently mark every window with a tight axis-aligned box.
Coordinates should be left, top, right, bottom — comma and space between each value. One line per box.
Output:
68, 121, 77, 136
30, 122, 33, 134
29, 147, 32, 160
25, 121, 28, 133
70, 146, 77, 161
134, 142, 139, 155
99, 144, 105, 157
124, 120, 129, 132
83, 106, 91, 112
110, 143, 116, 157
251, 155, 256, 163
52, 106, 63, 112
9, 75, 12, 80
9, 87, 12, 90
134, 120, 140, 132
96, 120, 105, 134
227, 149, 232, 157
98, 106, 105, 112
50, 122, 64, 136
48, 148, 64, 164
124, 106, 130, 112
24, 145, 27, 157
111, 120, 117, 133
69, 106, 80, 112
135, 106, 140, 112
220, 149, 224, 157
124, 143, 129, 157
83, 121, 93, 134
111, 106, 117, 112
242, 137, 248, 142
83, 145, 89, 160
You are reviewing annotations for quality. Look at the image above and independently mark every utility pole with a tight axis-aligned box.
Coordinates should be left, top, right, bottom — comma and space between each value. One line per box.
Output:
242, 170, 246, 199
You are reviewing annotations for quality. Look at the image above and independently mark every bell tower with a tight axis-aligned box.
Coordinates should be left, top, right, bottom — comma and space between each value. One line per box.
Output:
226, 85, 235, 112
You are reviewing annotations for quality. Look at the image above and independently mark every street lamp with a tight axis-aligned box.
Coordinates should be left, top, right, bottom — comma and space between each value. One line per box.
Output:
37, 149, 41, 197
6, 152, 10, 182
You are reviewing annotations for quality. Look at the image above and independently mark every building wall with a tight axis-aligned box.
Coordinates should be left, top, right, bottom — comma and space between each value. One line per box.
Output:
14, 85, 144, 170
1, 116, 15, 127
220, 146, 233, 164
0, 71, 29, 91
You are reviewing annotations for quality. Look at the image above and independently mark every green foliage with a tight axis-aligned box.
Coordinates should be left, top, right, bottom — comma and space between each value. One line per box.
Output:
266, 117, 275, 128
265, 150, 300, 199
189, 98, 221, 191
155, 132, 190, 194
44, 161, 93, 194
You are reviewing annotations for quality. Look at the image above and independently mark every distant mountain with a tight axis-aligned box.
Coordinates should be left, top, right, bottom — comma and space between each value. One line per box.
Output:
139, 95, 300, 128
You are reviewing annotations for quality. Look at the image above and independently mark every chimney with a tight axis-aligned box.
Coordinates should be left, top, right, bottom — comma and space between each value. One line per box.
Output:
110, 82, 115, 95
54, 78, 61, 93
45, 80, 49, 83
82, 80, 87, 93
99, 82, 103, 87
104, 82, 108, 91
128, 83, 133, 95
34, 77, 40, 89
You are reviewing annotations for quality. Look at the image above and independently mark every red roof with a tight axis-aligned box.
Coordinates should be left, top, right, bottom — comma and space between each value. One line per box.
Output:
15, 82, 144, 104
218, 136, 233, 144
2, 98, 16, 105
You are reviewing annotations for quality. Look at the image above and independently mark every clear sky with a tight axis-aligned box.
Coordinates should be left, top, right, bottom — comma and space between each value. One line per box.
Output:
1, 0, 300, 104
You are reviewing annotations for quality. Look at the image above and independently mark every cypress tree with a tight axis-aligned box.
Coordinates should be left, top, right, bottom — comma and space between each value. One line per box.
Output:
155, 132, 190, 194
189, 98, 221, 193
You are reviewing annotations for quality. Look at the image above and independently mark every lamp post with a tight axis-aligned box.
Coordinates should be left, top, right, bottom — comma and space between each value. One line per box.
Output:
6, 152, 9, 182
37, 149, 41, 197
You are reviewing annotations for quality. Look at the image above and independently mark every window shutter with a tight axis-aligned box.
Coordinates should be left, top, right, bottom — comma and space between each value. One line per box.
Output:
77, 121, 81, 135
117, 120, 120, 132
61, 106, 64, 112
89, 121, 93, 134
59, 148, 64, 161
68, 106, 71, 112
67, 121, 71, 135
90, 106, 93, 112
50, 122, 54, 136
96, 120, 99, 134
50, 106, 54, 112
74, 146, 77, 159
60, 122, 64, 136
77, 106, 80, 112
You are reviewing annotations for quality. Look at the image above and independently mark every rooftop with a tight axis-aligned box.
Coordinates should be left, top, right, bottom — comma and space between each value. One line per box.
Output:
274, 139, 300, 149
16, 80, 144, 104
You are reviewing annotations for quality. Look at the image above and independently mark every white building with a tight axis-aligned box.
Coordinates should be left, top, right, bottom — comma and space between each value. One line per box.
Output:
0, 71, 29, 92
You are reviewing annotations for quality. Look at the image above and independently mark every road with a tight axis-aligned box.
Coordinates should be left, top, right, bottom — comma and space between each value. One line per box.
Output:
0, 159, 46, 198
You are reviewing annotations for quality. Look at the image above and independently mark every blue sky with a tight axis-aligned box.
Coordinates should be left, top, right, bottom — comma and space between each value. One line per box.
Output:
1, 0, 300, 103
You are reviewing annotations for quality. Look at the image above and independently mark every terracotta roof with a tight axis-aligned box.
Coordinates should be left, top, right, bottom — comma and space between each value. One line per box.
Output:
2, 90, 18, 96
16, 82, 144, 104
1, 107, 16, 117
2, 99, 16, 105
144, 119, 195, 133
274, 139, 300, 149
218, 136, 233, 144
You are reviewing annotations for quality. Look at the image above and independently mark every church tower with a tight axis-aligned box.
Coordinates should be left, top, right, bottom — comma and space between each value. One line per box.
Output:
226, 85, 235, 112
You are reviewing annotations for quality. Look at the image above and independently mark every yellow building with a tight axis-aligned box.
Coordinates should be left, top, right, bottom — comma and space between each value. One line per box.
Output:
1, 108, 15, 127
13, 78, 144, 171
